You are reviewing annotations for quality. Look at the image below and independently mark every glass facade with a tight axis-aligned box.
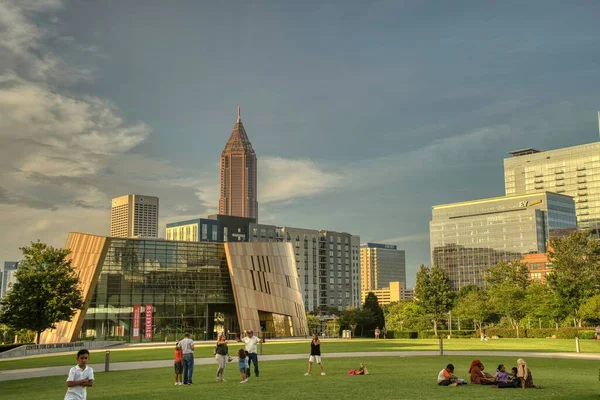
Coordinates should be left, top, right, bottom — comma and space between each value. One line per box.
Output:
430, 192, 576, 289
360, 243, 406, 291
505, 142, 600, 230
81, 239, 237, 342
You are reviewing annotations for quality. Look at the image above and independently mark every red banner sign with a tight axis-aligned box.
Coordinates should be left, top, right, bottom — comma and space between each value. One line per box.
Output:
144, 304, 153, 339
132, 305, 141, 340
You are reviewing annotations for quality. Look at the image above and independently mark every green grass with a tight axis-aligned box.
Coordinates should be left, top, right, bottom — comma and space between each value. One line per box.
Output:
1, 338, 599, 371
0, 356, 598, 399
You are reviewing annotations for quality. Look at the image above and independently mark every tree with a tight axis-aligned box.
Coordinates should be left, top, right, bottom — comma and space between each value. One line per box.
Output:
547, 231, 600, 327
486, 261, 529, 337
454, 289, 491, 336
306, 313, 321, 334
579, 294, 600, 325
0, 242, 83, 344
362, 292, 385, 333
384, 301, 430, 332
525, 281, 567, 329
414, 265, 454, 336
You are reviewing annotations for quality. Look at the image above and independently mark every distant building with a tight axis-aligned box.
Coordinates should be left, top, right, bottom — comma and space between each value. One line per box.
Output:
219, 107, 258, 220
1, 261, 18, 299
522, 252, 553, 282
40, 233, 308, 344
166, 215, 255, 243
505, 142, 600, 231
110, 194, 159, 238
401, 286, 414, 301
360, 243, 406, 292
207, 214, 256, 242
430, 192, 576, 289
249, 224, 361, 312
361, 281, 402, 306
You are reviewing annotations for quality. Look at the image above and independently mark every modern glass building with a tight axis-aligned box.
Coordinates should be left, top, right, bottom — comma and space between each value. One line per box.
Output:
430, 192, 576, 289
40, 233, 308, 344
1, 261, 19, 299
360, 243, 406, 292
504, 142, 600, 230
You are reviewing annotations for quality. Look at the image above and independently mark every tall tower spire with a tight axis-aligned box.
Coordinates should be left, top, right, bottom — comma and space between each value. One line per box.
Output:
219, 107, 258, 220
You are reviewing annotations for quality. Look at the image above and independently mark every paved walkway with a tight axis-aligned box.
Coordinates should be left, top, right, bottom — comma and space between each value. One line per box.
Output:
1, 350, 599, 382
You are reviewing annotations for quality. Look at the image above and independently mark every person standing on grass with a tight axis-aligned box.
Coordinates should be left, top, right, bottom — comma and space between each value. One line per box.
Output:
304, 333, 326, 376
64, 349, 94, 400
382, 327, 387, 339
242, 330, 262, 378
179, 332, 195, 385
238, 348, 249, 383
173, 343, 183, 385
374, 327, 380, 339
215, 333, 229, 382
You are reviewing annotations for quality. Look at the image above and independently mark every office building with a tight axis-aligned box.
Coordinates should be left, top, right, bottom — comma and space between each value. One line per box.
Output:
522, 252, 553, 282
110, 194, 159, 238
1, 261, 18, 299
249, 224, 361, 312
219, 107, 258, 220
430, 192, 576, 289
360, 243, 406, 292
361, 281, 403, 307
504, 142, 600, 230
40, 233, 308, 344
165, 215, 255, 243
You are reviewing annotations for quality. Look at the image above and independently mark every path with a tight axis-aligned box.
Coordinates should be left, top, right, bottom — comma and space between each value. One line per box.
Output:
1, 350, 600, 382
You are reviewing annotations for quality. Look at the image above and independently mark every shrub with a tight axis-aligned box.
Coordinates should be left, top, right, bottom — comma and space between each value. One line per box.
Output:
389, 331, 418, 339
418, 330, 478, 339
482, 328, 519, 338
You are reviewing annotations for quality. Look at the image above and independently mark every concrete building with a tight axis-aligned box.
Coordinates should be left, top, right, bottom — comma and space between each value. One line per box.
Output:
249, 224, 361, 312
1, 261, 18, 299
430, 192, 577, 289
522, 252, 553, 282
40, 233, 308, 344
110, 194, 159, 238
360, 243, 406, 292
505, 142, 600, 230
361, 281, 402, 306
165, 215, 255, 243
219, 107, 258, 220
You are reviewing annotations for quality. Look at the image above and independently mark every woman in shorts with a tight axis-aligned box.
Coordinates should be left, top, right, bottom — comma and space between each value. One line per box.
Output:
304, 333, 325, 376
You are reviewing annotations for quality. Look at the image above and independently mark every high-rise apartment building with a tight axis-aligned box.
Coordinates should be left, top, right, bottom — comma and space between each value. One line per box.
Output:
249, 224, 361, 312
360, 243, 406, 292
110, 195, 159, 238
219, 107, 258, 220
504, 142, 600, 230
430, 192, 576, 289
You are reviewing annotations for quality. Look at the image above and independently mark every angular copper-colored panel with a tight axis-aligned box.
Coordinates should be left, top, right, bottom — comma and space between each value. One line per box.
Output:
39, 233, 110, 344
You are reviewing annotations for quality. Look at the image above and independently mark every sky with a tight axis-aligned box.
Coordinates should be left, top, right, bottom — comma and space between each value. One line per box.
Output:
1, 0, 600, 286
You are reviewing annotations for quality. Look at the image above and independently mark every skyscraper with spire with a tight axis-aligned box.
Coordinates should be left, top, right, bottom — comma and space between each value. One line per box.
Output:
219, 107, 258, 220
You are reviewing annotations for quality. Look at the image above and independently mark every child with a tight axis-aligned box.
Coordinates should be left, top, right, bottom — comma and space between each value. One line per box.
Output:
174, 343, 183, 385
64, 349, 94, 400
437, 363, 466, 386
509, 367, 520, 387
348, 363, 369, 375
305, 333, 326, 376
238, 348, 249, 383
495, 364, 517, 388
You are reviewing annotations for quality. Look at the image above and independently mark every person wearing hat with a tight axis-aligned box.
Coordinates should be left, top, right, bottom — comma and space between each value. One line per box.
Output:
242, 330, 263, 378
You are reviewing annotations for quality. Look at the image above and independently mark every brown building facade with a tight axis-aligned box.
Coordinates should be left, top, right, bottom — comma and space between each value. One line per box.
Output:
219, 107, 258, 220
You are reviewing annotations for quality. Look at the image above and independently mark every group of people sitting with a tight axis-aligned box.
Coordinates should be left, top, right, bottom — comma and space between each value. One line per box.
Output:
437, 358, 541, 389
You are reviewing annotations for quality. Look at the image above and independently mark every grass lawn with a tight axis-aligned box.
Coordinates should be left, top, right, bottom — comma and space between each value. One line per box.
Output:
1, 338, 599, 371
0, 355, 598, 399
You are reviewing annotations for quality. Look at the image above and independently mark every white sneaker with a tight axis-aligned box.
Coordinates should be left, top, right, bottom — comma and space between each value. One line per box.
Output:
240, 380, 247, 384
175, 382, 179, 385
216, 377, 220, 382
321, 372, 326, 376
304, 373, 310, 376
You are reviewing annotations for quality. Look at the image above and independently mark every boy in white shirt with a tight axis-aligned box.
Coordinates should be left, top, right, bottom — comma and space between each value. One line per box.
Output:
65, 349, 94, 400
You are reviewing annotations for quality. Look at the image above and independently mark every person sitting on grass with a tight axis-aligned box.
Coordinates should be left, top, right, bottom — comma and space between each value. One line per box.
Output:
469, 359, 495, 385
509, 367, 520, 387
494, 364, 518, 388
348, 363, 369, 375
437, 364, 466, 386
517, 358, 541, 389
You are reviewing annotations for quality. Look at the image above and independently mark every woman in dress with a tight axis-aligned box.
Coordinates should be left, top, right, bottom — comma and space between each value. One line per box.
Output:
468, 359, 495, 385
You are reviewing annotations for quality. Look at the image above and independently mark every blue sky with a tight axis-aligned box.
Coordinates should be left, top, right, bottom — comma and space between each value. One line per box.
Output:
1, 0, 599, 285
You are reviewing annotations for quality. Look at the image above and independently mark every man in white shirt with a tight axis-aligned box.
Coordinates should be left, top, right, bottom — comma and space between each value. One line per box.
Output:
179, 333, 195, 385
242, 330, 262, 378
65, 349, 94, 400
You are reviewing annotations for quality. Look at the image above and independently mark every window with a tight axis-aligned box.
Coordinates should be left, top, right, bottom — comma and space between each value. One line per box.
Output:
201, 224, 208, 240
212, 225, 218, 241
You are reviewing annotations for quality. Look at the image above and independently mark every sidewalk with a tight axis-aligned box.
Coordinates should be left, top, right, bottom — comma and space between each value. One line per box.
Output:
1, 350, 600, 382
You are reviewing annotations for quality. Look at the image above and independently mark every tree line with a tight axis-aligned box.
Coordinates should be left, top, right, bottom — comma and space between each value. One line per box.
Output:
384, 230, 600, 337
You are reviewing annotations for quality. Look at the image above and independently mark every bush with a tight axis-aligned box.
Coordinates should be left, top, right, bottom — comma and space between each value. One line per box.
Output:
388, 331, 418, 339
482, 328, 519, 338
483, 327, 597, 339
418, 330, 478, 339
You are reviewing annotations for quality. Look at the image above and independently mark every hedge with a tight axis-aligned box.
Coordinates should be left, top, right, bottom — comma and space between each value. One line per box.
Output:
484, 327, 596, 339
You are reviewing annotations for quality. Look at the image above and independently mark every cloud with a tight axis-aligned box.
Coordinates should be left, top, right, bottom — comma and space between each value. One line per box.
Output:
259, 156, 346, 203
